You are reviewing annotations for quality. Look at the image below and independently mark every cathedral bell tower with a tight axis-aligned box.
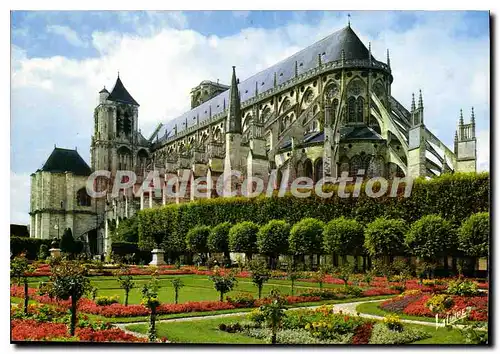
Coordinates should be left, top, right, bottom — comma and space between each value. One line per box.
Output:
91, 74, 140, 176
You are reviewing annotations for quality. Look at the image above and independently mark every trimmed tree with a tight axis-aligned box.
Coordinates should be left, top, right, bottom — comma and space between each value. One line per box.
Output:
59, 228, 76, 255
257, 220, 290, 269
323, 216, 364, 265
229, 221, 259, 261
170, 277, 184, 304
42, 261, 91, 336
248, 259, 271, 299
116, 268, 135, 306
289, 218, 325, 269
209, 268, 237, 302
207, 222, 231, 264
186, 225, 211, 264
10, 255, 33, 315
141, 277, 161, 342
405, 214, 455, 267
364, 218, 407, 264
458, 212, 489, 275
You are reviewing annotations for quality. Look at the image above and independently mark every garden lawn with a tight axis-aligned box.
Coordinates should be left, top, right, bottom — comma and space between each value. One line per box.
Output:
126, 315, 265, 344
63, 275, 344, 305
125, 314, 468, 344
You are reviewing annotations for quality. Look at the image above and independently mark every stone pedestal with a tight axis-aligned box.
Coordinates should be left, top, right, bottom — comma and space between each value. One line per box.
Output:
49, 248, 61, 258
149, 249, 166, 266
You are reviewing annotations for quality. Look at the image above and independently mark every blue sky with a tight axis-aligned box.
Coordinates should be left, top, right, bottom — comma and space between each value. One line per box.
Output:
10, 10, 490, 224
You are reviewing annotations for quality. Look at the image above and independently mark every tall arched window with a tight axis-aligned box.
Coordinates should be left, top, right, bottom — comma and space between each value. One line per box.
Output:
76, 188, 91, 207
367, 156, 385, 178
347, 96, 356, 123
356, 97, 365, 123
339, 156, 350, 176
314, 158, 323, 182
350, 155, 365, 177
117, 146, 132, 170
304, 159, 313, 180
137, 149, 148, 173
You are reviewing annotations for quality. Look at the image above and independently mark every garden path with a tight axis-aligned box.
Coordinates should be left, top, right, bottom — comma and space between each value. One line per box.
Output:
115, 297, 464, 338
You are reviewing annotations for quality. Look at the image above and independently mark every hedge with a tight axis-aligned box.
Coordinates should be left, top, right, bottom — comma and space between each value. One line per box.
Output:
11, 237, 53, 260
137, 172, 489, 251
111, 242, 152, 264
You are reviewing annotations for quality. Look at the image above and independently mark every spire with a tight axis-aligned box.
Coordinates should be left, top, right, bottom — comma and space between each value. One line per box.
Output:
274, 72, 277, 88
341, 49, 346, 64
471, 107, 475, 125
454, 130, 458, 141
459, 109, 464, 125
418, 89, 423, 109
255, 81, 258, 96
411, 93, 416, 112
318, 53, 322, 67
226, 66, 242, 134
295, 60, 298, 77
386, 49, 391, 68
107, 74, 139, 106
347, 13, 351, 27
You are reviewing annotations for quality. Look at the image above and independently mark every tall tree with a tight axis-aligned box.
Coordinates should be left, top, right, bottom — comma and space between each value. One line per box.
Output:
257, 220, 290, 269
207, 222, 231, 263
229, 221, 259, 261
364, 218, 407, 264
323, 217, 364, 265
289, 218, 324, 269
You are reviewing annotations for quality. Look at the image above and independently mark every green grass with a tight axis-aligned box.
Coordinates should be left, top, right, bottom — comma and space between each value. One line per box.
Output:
125, 313, 470, 344
26, 274, 344, 305
408, 324, 468, 344
126, 315, 265, 344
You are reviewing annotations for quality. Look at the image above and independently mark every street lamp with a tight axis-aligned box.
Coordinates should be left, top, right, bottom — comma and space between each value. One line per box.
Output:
54, 223, 59, 239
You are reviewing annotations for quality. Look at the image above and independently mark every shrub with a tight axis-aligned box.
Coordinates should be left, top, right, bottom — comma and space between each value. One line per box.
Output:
458, 212, 489, 258
227, 292, 256, 307
185, 225, 211, 254
369, 323, 430, 344
95, 296, 120, 306
59, 228, 76, 254
352, 322, 374, 344
405, 215, 456, 263
323, 217, 364, 260
11, 237, 53, 260
229, 221, 259, 260
383, 314, 403, 332
364, 218, 407, 259
425, 294, 454, 314
209, 268, 237, 302
446, 279, 479, 296
248, 308, 265, 325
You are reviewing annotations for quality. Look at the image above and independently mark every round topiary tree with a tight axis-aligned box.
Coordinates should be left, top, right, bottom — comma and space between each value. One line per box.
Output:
405, 214, 455, 266
257, 219, 290, 269
323, 216, 364, 265
364, 218, 407, 264
458, 212, 489, 275
207, 222, 231, 263
289, 218, 325, 269
186, 225, 211, 253
229, 221, 259, 261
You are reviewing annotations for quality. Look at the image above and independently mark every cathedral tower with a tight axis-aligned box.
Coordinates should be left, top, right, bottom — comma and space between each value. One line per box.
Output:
90, 74, 141, 176
455, 108, 477, 172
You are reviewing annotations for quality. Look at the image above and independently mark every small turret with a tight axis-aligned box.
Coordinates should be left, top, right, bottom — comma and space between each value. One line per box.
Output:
99, 87, 109, 104
386, 49, 391, 68
226, 66, 242, 134
411, 93, 416, 112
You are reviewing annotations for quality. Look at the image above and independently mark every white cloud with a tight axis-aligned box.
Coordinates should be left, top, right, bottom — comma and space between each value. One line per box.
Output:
476, 130, 490, 172
11, 11, 490, 223
10, 172, 31, 225
46, 24, 88, 48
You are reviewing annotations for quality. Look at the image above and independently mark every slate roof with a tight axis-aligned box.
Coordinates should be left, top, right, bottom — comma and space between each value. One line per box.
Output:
157, 25, 373, 142
39, 147, 92, 176
107, 76, 139, 106
339, 126, 384, 140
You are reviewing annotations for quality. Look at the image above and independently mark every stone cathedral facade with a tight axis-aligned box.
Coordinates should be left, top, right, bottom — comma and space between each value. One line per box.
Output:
30, 25, 477, 256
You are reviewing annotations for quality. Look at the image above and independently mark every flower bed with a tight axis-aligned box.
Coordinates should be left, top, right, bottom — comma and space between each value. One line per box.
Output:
11, 319, 147, 342
380, 292, 488, 321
